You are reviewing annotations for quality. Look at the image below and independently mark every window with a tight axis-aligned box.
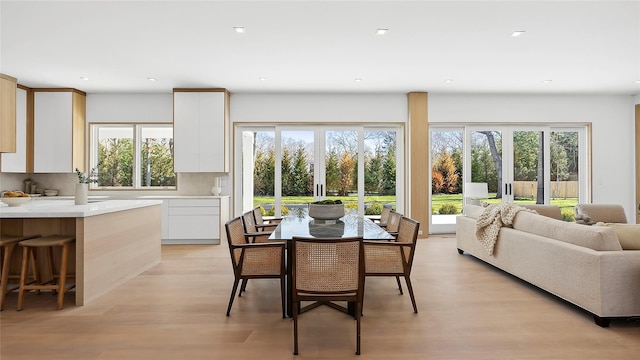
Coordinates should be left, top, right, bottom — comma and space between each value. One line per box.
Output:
90, 124, 176, 189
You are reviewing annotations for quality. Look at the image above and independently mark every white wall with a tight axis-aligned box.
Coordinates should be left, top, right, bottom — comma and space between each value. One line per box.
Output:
429, 93, 636, 220
86, 93, 173, 123
231, 93, 407, 123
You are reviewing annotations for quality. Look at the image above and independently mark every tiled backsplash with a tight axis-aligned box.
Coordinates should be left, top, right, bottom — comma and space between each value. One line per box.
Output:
0, 172, 229, 197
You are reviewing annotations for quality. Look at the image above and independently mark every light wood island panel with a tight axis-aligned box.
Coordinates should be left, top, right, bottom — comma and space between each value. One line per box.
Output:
0, 203, 161, 306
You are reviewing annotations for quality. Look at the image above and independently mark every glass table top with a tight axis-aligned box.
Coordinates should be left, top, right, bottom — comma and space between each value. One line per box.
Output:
269, 211, 394, 240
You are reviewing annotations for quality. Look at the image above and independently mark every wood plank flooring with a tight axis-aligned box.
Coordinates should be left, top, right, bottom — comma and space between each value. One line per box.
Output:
1, 235, 639, 359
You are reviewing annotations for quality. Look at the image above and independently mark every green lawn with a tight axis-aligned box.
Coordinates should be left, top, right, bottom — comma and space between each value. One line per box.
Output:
432, 193, 578, 221
253, 195, 397, 206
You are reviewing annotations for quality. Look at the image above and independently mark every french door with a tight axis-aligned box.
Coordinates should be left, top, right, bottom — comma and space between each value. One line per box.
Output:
430, 125, 587, 233
466, 126, 551, 204
236, 125, 403, 218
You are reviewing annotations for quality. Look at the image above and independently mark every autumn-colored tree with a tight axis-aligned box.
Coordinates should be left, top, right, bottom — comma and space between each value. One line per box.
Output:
434, 151, 458, 193
432, 168, 444, 194
338, 150, 355, 196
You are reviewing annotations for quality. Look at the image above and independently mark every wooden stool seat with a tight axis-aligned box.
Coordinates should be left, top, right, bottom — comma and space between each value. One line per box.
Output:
17, 235, 76, 311
1, 234, 40, 311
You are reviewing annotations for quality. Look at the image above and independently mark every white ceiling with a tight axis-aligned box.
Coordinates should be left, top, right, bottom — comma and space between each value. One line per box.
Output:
1, 0, 639, 95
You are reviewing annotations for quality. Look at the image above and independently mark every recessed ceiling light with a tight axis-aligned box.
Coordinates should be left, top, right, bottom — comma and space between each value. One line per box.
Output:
258, 77, 267, 81
542, 79, 553, 83
634, 80, 640, 84
354, 78, 363, 82
511, 31, 526, 37
146, 77, 157, 82
376, 28, 388, 35
444, 79, 454, 83
233, 26, 245, 33
79, 77, 89, 81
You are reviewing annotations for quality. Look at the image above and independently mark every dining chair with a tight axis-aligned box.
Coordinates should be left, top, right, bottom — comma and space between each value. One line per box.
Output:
225, 217, 286, 318
241, 210, 272, 243
364, 216, 420, 313
384, 210, 402, 238
253, 206, 282, 226
291, 236, 365, 355
375, 206, 392, 228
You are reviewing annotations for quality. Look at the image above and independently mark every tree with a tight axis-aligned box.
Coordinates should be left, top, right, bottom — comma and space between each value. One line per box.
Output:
433, 151, 458, 193
291, 144, 309, 195
338, 150, 355, 196
98, 138, 133, 187
365, 151, 383, 193
281, 147, 293, 195
432, 168, 444, 194
381, 146, 396, 195
478, 131, 502, 198
325, 150, 340, 194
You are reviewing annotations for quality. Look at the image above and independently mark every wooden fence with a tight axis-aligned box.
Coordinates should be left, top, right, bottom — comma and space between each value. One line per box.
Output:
513, 181, 578, 199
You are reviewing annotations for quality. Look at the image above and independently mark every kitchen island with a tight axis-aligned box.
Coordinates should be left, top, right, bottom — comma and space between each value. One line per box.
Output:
0, 199, 162, 306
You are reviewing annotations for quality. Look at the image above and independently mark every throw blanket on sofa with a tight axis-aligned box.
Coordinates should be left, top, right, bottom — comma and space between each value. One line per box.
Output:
475, 203, 533, 255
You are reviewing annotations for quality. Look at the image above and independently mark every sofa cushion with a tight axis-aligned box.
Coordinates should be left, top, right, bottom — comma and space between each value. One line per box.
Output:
512, 211, 622, 251
595, 223, 640, 250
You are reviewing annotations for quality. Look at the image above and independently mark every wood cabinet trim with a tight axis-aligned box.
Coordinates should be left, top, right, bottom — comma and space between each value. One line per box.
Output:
0, 73, 17, 82
31, 88, 86, 96
173, 88, 230, 96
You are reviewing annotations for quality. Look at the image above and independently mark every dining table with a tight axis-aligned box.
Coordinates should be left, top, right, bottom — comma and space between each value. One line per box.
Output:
268, 210, 394, 317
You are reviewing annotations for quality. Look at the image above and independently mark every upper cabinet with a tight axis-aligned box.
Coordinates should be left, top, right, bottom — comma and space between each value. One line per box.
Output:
33, 89, 86, 173
173, 89, 230, 173
0, 74, 17, 153
1, 87, 28, 172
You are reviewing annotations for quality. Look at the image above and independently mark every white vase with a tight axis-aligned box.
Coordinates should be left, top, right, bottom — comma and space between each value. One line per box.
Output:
75, 183, 88, 205
211, 177, 222, 196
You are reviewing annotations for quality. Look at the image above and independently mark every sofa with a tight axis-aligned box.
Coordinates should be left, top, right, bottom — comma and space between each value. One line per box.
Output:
456, 204, 640, 327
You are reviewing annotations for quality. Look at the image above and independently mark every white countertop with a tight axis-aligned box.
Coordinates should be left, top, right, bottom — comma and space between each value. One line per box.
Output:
0, 199, 163, 218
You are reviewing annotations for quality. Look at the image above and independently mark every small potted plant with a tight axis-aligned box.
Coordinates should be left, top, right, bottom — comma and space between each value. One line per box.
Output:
75, 167, 98, 205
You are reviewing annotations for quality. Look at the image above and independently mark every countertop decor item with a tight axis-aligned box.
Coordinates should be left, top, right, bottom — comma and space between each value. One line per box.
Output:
211, 177, 222, 196
1, 196, 31, 207
75, 167, 99, 205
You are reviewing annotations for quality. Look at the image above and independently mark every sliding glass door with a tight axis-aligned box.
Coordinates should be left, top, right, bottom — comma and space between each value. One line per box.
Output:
236, 125, 403, 218
430, 125, 587, 233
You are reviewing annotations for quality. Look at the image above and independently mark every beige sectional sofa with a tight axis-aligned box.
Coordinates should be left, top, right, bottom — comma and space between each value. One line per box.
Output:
456, 204, 640, 327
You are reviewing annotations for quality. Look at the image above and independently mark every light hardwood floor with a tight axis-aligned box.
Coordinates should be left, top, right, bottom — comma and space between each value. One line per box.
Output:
1, 235, 639, 359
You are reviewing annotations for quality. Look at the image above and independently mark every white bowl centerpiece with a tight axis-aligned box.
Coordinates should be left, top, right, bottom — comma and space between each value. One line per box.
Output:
308, 200, 345, 220
1, 191, 31, 207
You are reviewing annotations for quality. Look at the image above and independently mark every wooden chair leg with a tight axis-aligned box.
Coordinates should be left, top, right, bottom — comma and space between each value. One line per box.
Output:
226, 277, 240, 316
56, 243, 70, 310
30, 249, 40, 295
356, 302, 361, 355
396, 276, 403, 294
280, 275, 286, 319
404, 276, 418, 313
239, 278, 248, 296
0, 243, 16, 310
293, 300, 299, 355
17, 247, 30, 311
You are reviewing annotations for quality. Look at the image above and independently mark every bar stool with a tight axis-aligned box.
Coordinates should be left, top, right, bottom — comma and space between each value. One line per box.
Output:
17, 235, 76, 311
0, 234, 40, 310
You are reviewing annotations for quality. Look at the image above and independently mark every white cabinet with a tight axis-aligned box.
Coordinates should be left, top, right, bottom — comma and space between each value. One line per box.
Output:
162, 197, 230, 244
33, 90, 86, 173
173, 89, 229, 173
1, 87, 27, 172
